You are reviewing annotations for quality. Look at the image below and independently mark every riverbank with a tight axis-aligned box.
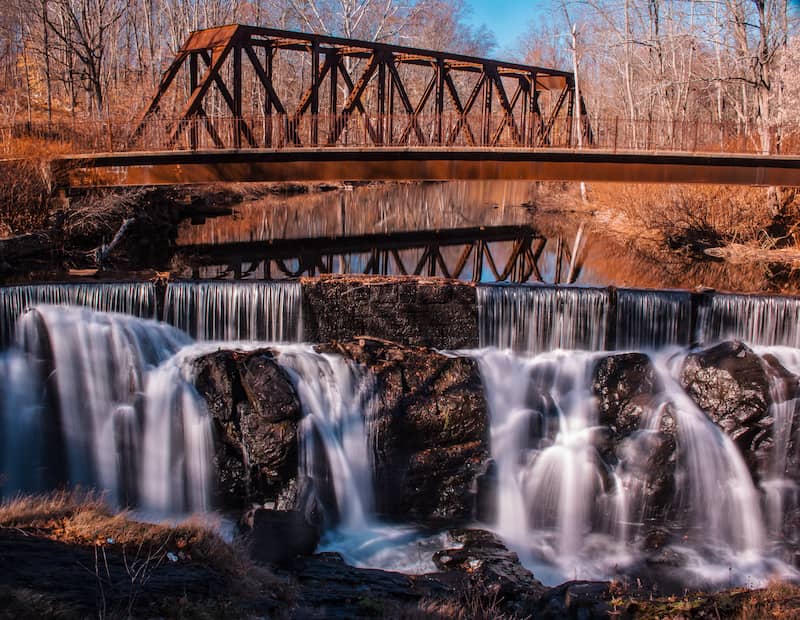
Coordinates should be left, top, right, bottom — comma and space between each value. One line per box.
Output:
1, 492, 798, 619
0, 181, 347, 280
552, 182, 800, 293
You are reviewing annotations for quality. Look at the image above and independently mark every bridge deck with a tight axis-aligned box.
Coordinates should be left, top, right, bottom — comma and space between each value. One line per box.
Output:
52, 147, 800, 188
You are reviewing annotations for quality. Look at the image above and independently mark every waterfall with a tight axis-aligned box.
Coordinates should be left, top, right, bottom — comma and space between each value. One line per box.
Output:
696, 293, 800, 347
756, 347, 800, 539
0, 282, 157, 346
274, 346, 375, 529
616, 289, 692, 350
1, 306, 213, 513
475, 347, 772, 585
478, 285, 610, 352
0, 349, 44, 494
273, 345, 444, 573
164, 281, 303, 342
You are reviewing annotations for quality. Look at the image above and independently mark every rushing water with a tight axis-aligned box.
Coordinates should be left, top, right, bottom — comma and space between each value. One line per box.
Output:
478, 284, 800, 351
3, 280, 800, 587
473, 347, 790, 586
697, 293, 800, 348
478, 285, 611, 353
0, 306, 214, 513
616, 289, 692, 350
271, 345, 449, 573
163, 281, 303, 342
0, 282, 157, 345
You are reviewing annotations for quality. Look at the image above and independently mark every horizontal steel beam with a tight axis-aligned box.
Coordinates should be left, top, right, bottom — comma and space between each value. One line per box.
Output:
180, 224, 540, 261
52, 148, 800, 188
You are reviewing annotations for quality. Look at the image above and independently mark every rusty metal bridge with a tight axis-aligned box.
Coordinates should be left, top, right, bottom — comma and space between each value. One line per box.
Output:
20, 24, 800, 187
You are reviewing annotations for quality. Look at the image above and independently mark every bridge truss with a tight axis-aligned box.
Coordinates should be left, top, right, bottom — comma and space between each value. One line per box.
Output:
132, 24, 583, 150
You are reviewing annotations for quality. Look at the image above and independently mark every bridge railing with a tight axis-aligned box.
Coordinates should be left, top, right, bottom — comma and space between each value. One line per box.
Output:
0, 115, 794, 156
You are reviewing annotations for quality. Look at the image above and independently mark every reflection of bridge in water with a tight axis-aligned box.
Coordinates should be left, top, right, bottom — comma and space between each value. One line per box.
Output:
180, 224, 584, 284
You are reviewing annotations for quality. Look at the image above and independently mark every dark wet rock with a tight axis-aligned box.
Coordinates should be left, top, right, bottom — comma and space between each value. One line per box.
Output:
680, 341, 773, 478
474, 459, 498, 523
192, 349, 302, 507
592, 352, 662, 437
0, 528, 233, 616
319, 338, 489, 520
293, 552, 442, 619
247, 509, 320, 568
433, 528, 546, 618
592, 353, 677, 522
537, 581, 612, 620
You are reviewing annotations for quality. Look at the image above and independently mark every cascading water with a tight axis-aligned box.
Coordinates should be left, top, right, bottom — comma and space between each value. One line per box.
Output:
0, 349, 44, 494
275, 346, 376, 530
755, 347, 800, 540
474, 347, 786, 586
696, 293, 800, 347
616, 289, 692, 350
163, 281, 303, 342
274, 346, 448, 573
478, 285, 610, 353
0, 306, 214, 514
0, 282, 157, 346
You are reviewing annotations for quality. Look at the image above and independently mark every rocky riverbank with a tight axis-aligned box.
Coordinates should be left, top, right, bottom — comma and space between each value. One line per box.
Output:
0, 182, 345, 281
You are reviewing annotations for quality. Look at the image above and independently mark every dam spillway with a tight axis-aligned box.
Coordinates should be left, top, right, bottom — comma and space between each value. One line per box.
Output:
2, 276, 800, 589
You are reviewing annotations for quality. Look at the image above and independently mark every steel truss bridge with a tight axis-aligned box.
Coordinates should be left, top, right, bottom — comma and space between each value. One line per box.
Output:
24, 24, 800, 187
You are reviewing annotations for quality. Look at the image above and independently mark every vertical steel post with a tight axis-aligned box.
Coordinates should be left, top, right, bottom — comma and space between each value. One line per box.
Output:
233, 41, 243, 149
329, 54, 338, 144
435, 60, 445, 145
189, 52, 199, 149
377, 55, 386, 145
311, 41, 320, 146
482, 71, 492, 146
265, 46, 273, 147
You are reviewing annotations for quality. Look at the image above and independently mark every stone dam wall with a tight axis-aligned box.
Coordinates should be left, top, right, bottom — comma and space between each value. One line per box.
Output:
4, 274, 800, 349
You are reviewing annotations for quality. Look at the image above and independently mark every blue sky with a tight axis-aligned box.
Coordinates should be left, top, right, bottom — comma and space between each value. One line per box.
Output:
464, 0, 542, 50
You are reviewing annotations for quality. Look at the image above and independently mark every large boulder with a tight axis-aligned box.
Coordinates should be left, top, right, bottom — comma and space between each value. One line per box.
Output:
245, 509, 319, 568
433, 529, 546, 618
319, 338, 489, 520
592, 353, 677, 524
592, 353, 662, 437
680, 341, 773, 478
192, 349, 302, 507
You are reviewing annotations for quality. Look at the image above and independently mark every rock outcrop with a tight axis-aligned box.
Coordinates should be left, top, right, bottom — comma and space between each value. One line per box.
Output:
302, 276, 478, 349
591, 353, 677, 524
433, 529, 546, 618
318, 338, 490, 520
680, 341, 773, 478
192, 349, 302, 507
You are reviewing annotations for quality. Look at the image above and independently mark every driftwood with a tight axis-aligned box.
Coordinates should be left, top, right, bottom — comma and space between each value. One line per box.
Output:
705, 243, 800, 266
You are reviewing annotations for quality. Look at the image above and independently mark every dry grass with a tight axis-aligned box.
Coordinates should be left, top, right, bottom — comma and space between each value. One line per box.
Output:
585, 183, 790, 249
736, 581, 800, 619
617, 580, 800, 619
0, 490, 285, 597
0, 137, 75, 236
